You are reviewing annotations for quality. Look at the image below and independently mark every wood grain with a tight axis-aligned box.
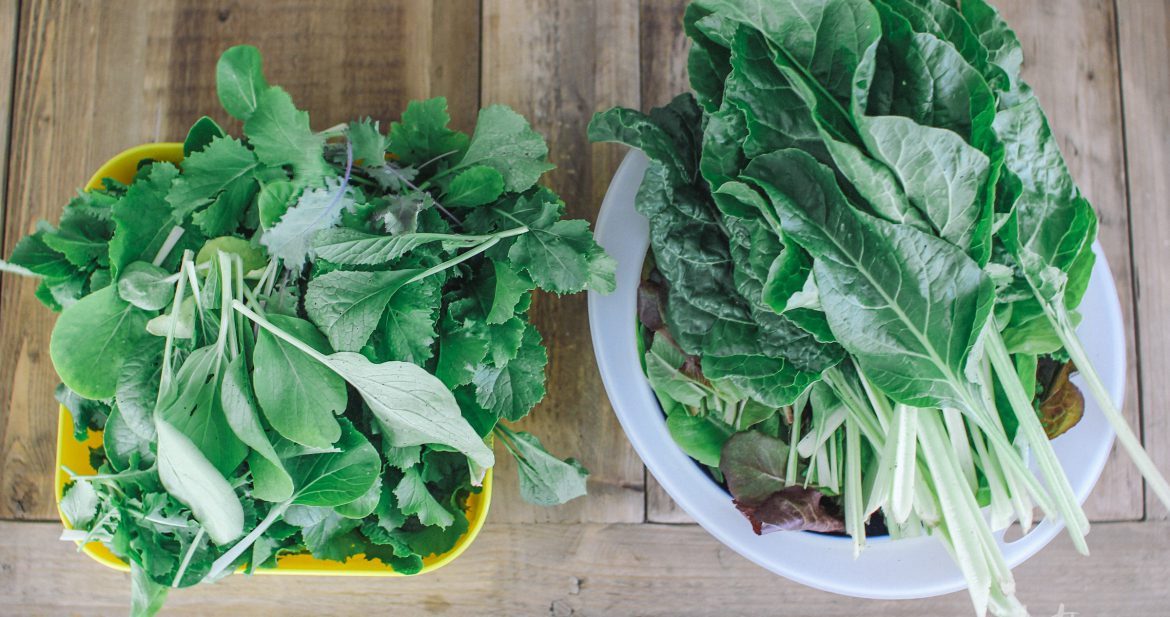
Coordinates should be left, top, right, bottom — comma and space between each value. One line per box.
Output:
2, 519, 1166, 616
480, 0, 645, 523
1117, 0, 1170, 520
997, 0, 1142, 521
0, 0, 16, 223
646, 471, 693, 524
0, 0, 481, 521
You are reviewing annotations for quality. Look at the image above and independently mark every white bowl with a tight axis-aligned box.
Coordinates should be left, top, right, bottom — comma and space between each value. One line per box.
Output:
587, 150, 1126, 600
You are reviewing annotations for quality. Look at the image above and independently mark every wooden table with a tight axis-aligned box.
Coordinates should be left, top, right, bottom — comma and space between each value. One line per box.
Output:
1, 1, 1167, 615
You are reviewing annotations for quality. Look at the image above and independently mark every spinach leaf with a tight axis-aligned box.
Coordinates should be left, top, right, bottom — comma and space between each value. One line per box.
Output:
252, 314, 348, 449
216, 45, 269, 121
49, 286, 156, 399
156, 419, 244, 545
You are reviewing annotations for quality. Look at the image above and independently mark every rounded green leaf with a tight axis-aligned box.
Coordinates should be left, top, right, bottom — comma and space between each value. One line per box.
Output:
49, 286, 153, 400
216, 45, 269, 121
253, 314, 348, 449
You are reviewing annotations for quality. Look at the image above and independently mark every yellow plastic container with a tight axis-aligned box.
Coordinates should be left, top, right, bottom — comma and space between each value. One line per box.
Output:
54, 142, 491, 576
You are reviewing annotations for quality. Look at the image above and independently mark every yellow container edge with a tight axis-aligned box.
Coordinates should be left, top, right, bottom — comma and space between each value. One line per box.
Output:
54, 142, 492, 577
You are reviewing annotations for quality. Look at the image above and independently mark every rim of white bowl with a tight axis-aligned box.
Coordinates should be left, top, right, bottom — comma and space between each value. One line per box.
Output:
587, 150, 1125, 600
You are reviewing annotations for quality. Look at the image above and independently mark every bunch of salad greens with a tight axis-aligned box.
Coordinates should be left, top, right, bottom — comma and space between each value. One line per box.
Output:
1, 45, 612, 616
590, 0, 1170, 615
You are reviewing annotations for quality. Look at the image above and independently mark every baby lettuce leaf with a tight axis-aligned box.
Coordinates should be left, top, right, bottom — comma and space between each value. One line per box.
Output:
734, 486, 845, 534
719, 431, 790, 505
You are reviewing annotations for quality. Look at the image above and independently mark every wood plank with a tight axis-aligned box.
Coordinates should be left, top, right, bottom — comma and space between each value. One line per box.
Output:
480, 0, 645, 523
0, 0, 481, 521
1117, 0, 1170, 520
2, 519, 1166, 615
646, 471, 693, 524
997, 0, 1142, 521
0, 0, 17, 225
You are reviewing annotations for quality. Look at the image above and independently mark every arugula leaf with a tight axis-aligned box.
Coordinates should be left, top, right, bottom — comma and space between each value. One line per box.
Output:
305, 269, 418, 352
480, 259, 534, 325
6, 227, 76, 279
472, 323, 547, 421
284, 419, 381, 507
444, 165, 505, 207
394, 467, 455, 528
435, 307, 490, 389
348, 118, 390, 165
284, 505, 363, 562
311, 227, 484, 267
366, 278, 441, 366
449, 105, 554, 193
41, 196, 116, 269
54, 384, 109, 441
61, 479, 99, 528
245, 87, 329, 186
497, 425, 588, 506
388, 97, 469, 167
168, 136, 259, 214
108, 163, 188, 278
183, 116, 226, 157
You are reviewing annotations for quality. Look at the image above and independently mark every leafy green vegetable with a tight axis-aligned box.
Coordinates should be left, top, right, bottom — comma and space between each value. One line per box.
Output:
156, 419, 245, 545
495, 425, 588, 507
216, 45, 269, 121
591, 3, 1170, 615
252, 313, 348, 449
48, 286, 155, 399
12, 45, 611, 616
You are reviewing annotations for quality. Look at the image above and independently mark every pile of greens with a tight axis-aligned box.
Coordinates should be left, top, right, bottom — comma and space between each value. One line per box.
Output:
1, 46, 612, 616
590, 0, 1170, 615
